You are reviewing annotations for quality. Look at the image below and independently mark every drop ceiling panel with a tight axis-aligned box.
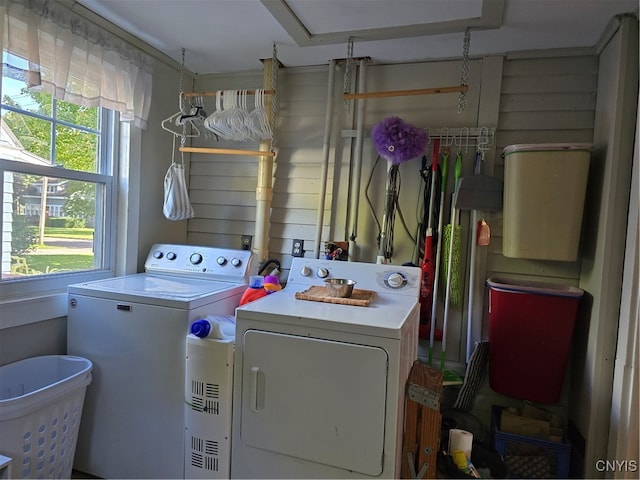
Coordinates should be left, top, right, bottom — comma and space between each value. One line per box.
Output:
285, 0, 484, 34
261, 0, 504, 46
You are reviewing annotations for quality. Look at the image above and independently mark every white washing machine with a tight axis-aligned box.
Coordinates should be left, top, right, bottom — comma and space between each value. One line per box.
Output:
67, 244, 253, 479
231, 258, 420, 479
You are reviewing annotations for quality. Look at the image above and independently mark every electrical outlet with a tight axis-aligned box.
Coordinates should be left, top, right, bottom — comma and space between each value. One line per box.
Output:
292, 239, 304, 257
241, 235, 252, 250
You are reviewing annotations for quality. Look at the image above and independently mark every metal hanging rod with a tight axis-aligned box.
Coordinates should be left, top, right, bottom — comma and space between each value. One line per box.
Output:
427, 127, 495, 151
341, 126, 494, 145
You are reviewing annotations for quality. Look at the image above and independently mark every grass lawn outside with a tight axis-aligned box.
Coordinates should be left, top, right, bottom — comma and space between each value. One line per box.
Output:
44, 227, 94, 239
10, 226, 95, 275
24, 254, 95, 273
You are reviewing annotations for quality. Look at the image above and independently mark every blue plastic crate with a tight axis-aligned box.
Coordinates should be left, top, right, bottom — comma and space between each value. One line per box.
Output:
491, 405, 571, 479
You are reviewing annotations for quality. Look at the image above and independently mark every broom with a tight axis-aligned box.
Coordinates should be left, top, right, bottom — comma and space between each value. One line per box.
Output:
441, 151, 462, 307
428, 148, 448, 366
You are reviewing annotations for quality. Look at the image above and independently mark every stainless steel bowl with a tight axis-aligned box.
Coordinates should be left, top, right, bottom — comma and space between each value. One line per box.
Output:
324, 278, 356, 298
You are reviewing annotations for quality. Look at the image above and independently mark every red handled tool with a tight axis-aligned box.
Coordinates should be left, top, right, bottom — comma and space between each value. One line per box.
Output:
419, 139, 442, 341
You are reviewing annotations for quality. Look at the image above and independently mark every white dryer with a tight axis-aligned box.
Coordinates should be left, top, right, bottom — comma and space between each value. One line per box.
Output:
231, 258, 420, 479
67, 244, 253, 479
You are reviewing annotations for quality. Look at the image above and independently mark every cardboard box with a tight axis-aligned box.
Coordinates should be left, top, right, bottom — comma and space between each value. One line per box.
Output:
500, 405, 563, 442
501, 408, 550, 439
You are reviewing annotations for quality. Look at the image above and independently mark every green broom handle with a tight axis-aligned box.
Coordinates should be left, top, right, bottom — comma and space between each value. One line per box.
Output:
428, 149, 449, 366
441, 149, 449, 192
441, 151, 463, 372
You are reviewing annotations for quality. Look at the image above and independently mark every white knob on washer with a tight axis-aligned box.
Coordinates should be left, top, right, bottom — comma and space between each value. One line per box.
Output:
316, 267, 329, 278
217, 256, 227, 265
386, 272, 406, 288
300, 265, 312, 276
231, 257, 242, 267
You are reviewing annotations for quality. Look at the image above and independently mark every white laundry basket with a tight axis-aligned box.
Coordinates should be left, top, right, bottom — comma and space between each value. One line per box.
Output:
0, 355, 92, 479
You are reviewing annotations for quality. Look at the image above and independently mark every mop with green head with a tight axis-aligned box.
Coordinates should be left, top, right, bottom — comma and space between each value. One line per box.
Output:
441, 151, 463, 308
440, 151, 463, 385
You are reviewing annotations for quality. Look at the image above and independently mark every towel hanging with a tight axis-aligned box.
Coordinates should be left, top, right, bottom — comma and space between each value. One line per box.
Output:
163, 136, 195, 221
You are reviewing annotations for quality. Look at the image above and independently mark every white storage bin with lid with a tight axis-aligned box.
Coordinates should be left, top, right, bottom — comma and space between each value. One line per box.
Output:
502, 143, 591, 261
0, 355, 92, 479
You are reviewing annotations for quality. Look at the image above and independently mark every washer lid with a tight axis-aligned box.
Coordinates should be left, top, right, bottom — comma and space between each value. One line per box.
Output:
68, 273, 244, 305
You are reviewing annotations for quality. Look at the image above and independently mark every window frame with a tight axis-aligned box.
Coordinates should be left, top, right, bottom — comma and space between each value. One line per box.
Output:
0, 98, 119, 300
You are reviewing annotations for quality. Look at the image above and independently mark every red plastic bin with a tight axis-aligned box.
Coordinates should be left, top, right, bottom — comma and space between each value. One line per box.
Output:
486, 278, 584, 403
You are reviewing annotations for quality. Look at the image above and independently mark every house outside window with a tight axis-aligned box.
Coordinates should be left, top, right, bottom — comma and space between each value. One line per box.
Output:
0, 72, 117, 288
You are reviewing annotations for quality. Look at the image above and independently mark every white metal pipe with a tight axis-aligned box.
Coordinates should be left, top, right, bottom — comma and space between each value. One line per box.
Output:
313, 60, 337, 258
348, 59, 367, 261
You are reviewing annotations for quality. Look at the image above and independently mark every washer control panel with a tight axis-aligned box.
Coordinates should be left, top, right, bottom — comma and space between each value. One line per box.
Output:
289, 258, 419, 295
144, 243, 253, 281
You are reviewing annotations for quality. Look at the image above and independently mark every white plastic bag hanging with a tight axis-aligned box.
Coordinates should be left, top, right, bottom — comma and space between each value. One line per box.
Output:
163, 136, 195, 221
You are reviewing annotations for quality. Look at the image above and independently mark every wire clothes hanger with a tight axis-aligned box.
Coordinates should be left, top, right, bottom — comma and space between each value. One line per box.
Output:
161, 48, 211, 141
203, 89, 273, 141
161, 93, 202, 138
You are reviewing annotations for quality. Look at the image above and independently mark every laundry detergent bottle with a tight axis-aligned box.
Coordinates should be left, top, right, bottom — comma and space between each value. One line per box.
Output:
263, 274, 282, 294
239, 275, 268, 306
190, 314, 236, 339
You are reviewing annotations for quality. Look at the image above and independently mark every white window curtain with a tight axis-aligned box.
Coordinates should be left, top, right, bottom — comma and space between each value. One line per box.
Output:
1, 0, 153, 129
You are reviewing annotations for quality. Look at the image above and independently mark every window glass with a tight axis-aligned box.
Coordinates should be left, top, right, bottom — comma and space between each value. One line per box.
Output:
2, 110, 53, 162
57, 100, 99, 130
1, 63, 50, 116
1, 66, 115, 284
3, 171, 99, 277
55, 124, 99, 172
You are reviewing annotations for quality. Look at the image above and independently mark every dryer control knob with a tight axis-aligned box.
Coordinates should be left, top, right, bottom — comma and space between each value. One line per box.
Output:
166, 252, 177, 261
153, 250, 163, 259
316, 267, 329, 279
217, 256, 227, 266
385, 272, 406, 289
231, 257, 242, 267
190, 253, 203, 265
300, 265, 312, 276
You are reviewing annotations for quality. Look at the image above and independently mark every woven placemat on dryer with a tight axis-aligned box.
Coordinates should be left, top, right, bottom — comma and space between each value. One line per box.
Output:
294, 286, 375, 306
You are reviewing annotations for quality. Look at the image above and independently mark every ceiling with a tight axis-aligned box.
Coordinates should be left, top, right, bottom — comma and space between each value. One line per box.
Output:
73, 0, 638, 74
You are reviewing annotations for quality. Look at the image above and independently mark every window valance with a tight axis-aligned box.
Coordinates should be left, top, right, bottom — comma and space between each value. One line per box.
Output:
1, 0, 153, 129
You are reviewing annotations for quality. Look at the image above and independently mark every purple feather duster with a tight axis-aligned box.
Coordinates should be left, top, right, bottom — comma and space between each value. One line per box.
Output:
372, 116, 429, 165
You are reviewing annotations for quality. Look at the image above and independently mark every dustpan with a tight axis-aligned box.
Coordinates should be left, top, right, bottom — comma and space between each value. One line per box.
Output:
454, 175, 503, 211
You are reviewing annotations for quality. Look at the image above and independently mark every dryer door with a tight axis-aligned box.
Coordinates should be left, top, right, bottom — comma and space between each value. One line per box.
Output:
240, 329, 388, 476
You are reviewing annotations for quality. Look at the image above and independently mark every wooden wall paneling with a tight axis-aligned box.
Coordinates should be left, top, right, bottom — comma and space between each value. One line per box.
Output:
189, 189, 256, 207
496, 130, 594, 147
476, 52, 599, 421
269, 67, 336, 264
498, 111, 595, 131
465, 55, 503, 369
195, 205, 257, 222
